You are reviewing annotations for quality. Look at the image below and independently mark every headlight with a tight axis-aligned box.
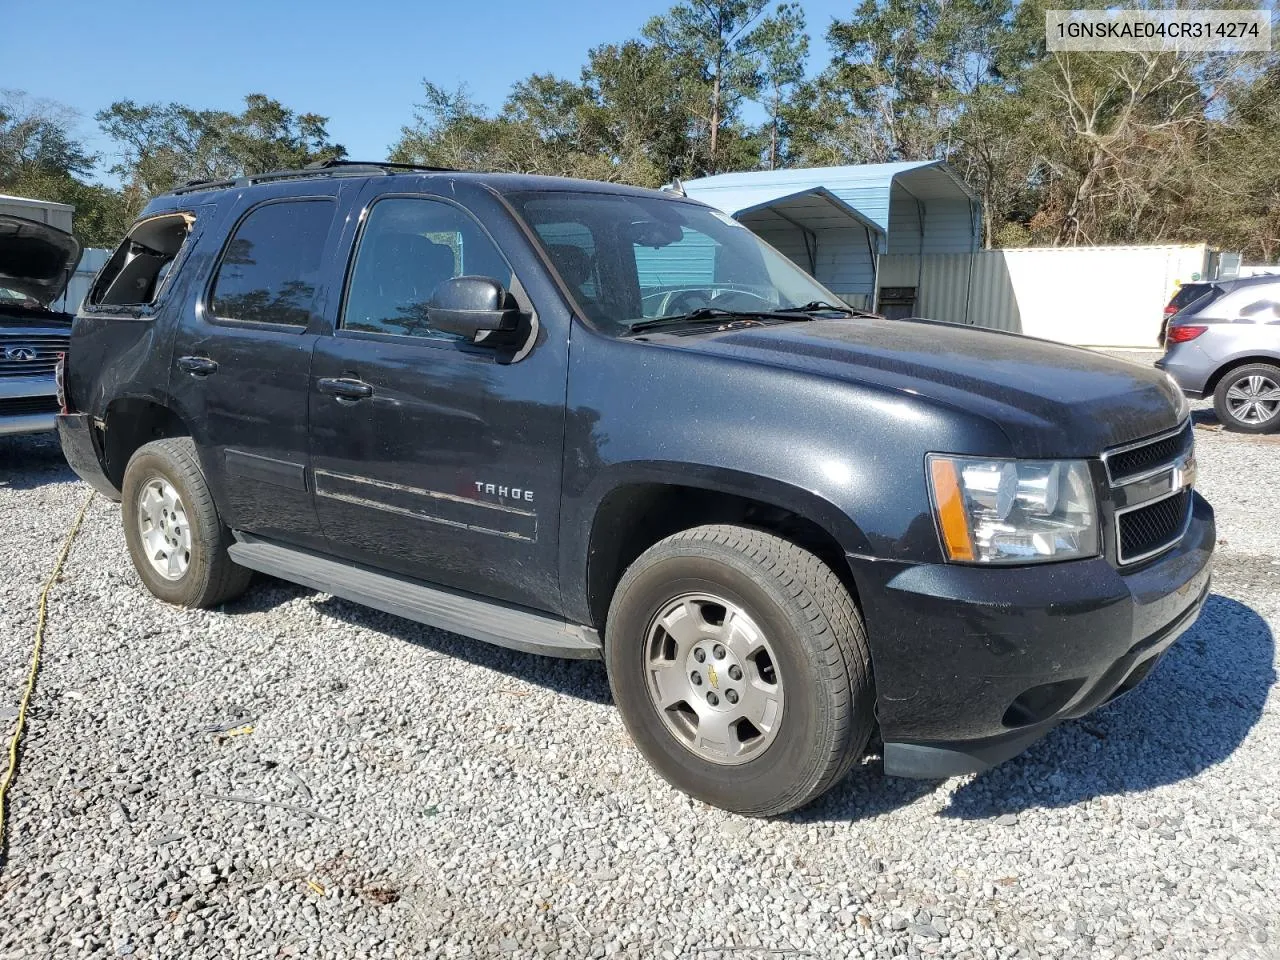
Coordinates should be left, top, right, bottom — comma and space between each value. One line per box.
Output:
927, 455, 1099, 564
1163, 372, 1190, 420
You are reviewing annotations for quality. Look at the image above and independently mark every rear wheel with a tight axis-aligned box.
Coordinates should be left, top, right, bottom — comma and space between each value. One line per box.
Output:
1213, 362, 1280, 433
121, 438, 251, 607
605, 524, 874, 816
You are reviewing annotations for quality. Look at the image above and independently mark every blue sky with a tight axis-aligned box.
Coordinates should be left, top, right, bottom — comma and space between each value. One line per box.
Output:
3, 0, 850, 181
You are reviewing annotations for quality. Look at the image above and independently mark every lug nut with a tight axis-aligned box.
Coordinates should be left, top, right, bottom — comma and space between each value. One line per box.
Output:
693, 648, 706, 663
707, 692, 719, 706
690, 671, 702, 686
712, 644, 726, 660
728, 665, 742, 681
725, 689, 739, 704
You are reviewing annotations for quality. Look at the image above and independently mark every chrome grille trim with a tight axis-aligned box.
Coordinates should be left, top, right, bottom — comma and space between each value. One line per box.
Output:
1114, 488, 1194, 565
1101, 420, 1193, 486
1102, 419, 1195, 565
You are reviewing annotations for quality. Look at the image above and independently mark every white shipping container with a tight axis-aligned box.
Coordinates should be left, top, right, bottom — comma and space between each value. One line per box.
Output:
0, 193, 74, 234
881, 244, 1212, 348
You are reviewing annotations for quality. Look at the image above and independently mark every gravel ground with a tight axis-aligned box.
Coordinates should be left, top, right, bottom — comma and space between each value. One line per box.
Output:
2, 359, 1278, 959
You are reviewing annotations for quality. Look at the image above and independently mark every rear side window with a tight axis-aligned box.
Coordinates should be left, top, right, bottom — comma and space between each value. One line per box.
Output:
1176, 284, 1223, 317
210, 200, 335, 327
1170, 283, 1211, 309
89, 213, 194, 309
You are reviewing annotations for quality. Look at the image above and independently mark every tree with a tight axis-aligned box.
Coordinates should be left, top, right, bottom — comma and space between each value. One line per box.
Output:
0, 90, 96, 182
814, 0, 1011, 163
749, 3, 808, 169
97, 94, 346, 200
0, 90, 130, 246
642, 0, 772, 173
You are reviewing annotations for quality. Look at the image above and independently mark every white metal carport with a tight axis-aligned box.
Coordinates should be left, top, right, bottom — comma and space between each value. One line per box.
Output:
683, 162, 980, 313
683, 184, 886, 308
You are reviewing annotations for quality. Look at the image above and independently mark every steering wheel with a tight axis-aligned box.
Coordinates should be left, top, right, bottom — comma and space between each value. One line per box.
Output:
665, 289, 712, 314
707, 290, 775, 311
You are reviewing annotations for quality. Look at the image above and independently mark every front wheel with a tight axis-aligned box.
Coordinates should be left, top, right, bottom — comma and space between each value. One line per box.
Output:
121, 438, 251, 608
605, 525, 874, 816
1213, 362, 1280, 433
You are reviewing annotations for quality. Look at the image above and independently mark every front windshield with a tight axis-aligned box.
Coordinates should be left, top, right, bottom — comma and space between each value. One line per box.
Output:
508, 190, 847, 335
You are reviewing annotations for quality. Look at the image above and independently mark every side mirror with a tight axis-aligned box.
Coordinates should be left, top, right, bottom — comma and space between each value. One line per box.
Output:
427, 276, 521, 342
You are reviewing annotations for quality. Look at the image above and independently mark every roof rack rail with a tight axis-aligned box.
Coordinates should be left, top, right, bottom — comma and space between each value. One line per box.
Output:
170, 159, 455, 195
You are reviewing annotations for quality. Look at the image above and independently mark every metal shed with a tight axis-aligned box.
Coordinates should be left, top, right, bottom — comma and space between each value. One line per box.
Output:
0, 193, 75, 234
682, 162, 980, 313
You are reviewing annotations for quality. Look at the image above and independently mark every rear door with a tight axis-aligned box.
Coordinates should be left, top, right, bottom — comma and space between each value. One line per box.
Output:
307, 183, 569, 611
169, 187, 343, 549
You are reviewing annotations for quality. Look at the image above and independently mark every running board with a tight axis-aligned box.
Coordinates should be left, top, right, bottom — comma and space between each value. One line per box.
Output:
228, 536, 601, 660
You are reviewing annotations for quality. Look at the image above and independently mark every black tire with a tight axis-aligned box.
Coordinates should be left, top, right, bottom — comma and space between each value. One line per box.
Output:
605, 524, 875, 816
1213, 362, 1280, 434
121, 437, 251, 608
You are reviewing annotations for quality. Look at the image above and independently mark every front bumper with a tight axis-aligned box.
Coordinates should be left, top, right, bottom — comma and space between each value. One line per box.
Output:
849, 492, 1215, 779
0, 375, 58, 436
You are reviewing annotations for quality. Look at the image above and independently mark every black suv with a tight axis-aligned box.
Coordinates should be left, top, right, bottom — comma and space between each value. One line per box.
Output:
59, 162, 1214, 815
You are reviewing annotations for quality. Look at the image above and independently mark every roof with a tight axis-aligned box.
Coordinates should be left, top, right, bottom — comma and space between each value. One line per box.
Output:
682, 183, 885, 239
683, 161, 976, 234
0, 193, 75, 213
159, 160, 678, 204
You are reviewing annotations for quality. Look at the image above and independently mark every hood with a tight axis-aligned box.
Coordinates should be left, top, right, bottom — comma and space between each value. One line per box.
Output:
0, 214, 82, 308
660, 317, 1184, 458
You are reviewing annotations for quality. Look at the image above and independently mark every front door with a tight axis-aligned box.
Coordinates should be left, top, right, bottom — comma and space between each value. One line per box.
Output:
169, 192, 339, 548
308, 190, 568, 611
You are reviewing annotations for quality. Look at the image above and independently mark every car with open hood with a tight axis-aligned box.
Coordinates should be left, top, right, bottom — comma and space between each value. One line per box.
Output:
57, 162, 1212, 816
0, 214, 81, 436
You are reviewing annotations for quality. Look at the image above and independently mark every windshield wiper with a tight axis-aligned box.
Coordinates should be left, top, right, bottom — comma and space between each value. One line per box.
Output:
773, 300, 858, 316
627, 307, 810, 335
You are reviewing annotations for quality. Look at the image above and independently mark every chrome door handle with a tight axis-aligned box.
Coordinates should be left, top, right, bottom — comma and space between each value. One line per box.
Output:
177, 355, 218, 377
317, 377, 373, 401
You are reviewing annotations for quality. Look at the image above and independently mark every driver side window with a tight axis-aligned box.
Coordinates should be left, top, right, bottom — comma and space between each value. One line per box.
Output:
342, 197, 514, 340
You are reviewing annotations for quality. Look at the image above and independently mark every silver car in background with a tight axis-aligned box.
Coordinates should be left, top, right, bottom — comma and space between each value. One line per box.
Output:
1157, 275, 1280, 433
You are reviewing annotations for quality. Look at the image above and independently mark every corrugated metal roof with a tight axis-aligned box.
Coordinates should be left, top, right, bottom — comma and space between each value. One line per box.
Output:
686, 184, 885, 239
683, 161, 976, 234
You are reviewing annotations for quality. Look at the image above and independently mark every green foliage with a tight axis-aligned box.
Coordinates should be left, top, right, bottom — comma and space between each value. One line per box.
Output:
96, 94, 346, 198
5, 0, 1280, 262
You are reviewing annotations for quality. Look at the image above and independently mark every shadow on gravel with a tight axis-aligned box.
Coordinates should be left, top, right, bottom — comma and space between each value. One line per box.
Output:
1192, 408, 1220, 428
940, 593, 1274, 819
0, 433, 75, 490
311, 594, 612, 704
221, 579, 613, 705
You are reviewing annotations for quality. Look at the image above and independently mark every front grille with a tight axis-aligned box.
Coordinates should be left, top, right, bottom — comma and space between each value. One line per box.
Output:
0, 395, 59, 417
1104, 421, 1192, 484
1117, 489, 1191, 564
0, 334, 69, 378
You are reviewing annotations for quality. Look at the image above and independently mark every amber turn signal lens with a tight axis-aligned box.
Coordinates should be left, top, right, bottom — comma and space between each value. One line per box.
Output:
929, 457, 975, 562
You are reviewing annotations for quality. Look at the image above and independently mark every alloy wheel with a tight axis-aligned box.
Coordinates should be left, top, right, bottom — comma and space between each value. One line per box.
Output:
136, 476, 192, 581
1225, 373, 1280, 425
644, 593, 784, 765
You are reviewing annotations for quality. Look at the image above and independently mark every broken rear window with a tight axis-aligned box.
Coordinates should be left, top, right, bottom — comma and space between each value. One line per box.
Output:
88, 213, 195, 310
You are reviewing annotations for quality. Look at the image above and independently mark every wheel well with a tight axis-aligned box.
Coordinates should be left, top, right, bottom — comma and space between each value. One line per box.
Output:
1205, 356, 1280, 397
101, 399, 191, 490
585, 483, 859, 632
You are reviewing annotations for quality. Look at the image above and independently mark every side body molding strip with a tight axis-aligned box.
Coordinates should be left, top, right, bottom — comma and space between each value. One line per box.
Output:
227, 534, 600, 659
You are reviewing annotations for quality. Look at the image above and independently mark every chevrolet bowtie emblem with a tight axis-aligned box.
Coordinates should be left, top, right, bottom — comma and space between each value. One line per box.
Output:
707, 665, 719, 689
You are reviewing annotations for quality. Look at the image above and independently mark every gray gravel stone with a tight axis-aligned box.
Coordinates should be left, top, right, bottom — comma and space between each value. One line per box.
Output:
1, 390, 1278, 959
